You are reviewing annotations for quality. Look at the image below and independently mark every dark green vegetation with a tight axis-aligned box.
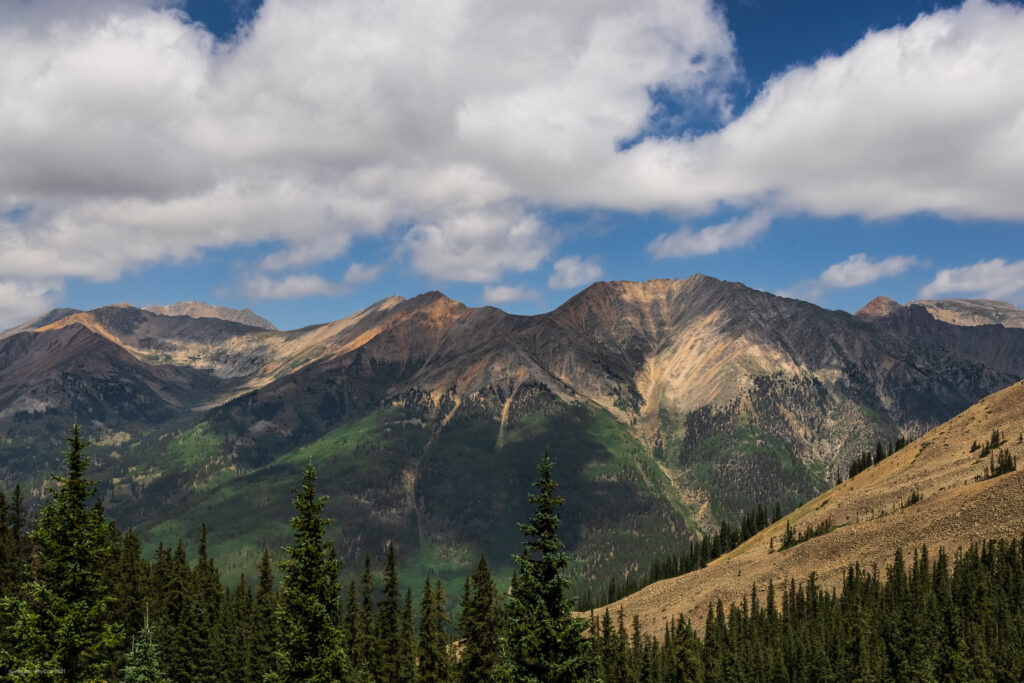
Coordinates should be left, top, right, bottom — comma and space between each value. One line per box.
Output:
578, 505, 780, 611
5, 427, 1024, 681
974, 429, 1018, 480
778, 517, 835, 550
847, 436, 909, 479
589, 539, 1024, 682
0, 428, 593, 682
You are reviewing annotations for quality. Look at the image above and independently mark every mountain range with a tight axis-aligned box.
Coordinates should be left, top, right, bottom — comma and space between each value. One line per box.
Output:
1, 275, 1022, 587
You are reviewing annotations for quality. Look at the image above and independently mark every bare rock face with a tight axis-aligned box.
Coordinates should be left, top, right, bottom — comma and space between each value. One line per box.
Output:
910, 298, 1024, 328
856, 295, 904, 318
144, 301, 277, 330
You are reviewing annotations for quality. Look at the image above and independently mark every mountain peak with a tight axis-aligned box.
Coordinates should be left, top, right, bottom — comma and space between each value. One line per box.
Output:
856, 295, 903, 318
144, 301, 276, 330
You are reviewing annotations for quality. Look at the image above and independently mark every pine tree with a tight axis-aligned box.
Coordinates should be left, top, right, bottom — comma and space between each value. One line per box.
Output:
122, 608, 171, 683
269, 463, 350, 682
457, 554, 501, 682
11, 424, 122, 679
500, 451, 594, 682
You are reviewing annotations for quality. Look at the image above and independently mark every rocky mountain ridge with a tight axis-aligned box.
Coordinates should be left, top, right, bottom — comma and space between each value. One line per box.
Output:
1, 277, 1023, 586
143, 301, 277, 330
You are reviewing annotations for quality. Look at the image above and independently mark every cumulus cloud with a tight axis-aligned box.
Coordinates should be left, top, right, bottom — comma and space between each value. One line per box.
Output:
343, 262, 383, 286
781, 253, 921, 302
648, 212, 771, 258
920, 259, 1024, 299
0, 0, 737, 313
401, 210, 550, 282
0, 279, 65, 331
820, 253, 921, 288
3, 0, 1023, 318
628, 0, 1024, 221
548, 256, 604, 290
239, 274, 339, 299
482, 284, 539, 305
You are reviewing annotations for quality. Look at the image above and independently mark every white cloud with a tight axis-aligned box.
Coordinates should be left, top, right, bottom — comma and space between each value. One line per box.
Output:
239, 273, 339, 299
548, 256, 604, 290
482, 284, 538, 305
626, 0, 1024, 221
0, 279, 65, 331
401, 210, 550, 282
820, 253, 920, 288
2, 0, 1023, 320
648, 211, 771, 258
920, 258, 1024, 299
343, 262, 383, 286
0, 0, 736, 310
781, 253, 920, 302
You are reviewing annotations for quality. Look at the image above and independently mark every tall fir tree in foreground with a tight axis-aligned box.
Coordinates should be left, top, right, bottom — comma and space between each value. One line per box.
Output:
500, 451, 594, 682
8, 424, 122, 679
269, 463, 350, 682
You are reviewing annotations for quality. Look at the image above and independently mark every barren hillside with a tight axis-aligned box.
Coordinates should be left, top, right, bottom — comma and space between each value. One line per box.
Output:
606, 378, 1024, 636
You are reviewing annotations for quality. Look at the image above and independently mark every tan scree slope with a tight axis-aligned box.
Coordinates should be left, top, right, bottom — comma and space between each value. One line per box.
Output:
604, 379, 1024, 636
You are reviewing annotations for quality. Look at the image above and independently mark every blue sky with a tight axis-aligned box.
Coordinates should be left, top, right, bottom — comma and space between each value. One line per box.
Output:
1, 0, 1022, 330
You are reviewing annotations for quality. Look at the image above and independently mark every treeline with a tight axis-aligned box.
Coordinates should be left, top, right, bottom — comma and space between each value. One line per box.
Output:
846, 435, 909, 480
578, 504, 782, 611
587, 537, 1024, 682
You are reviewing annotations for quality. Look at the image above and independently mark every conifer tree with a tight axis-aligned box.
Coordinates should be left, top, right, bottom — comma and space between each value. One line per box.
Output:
500, 451, 594, 682
269, 463, 350, 682
250, 548, 279, 680
122, 608, 171, 683
12, 424, 122, 679
376, 542, 401, 682
397, 587, 417, 682
457, 554, 501, 682
191, 525, 222, 681
419, 577, 452, 682
352, 552, 377, 674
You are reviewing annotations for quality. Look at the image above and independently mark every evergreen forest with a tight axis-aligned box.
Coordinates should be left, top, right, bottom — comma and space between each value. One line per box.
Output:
2, 426, 1024, 682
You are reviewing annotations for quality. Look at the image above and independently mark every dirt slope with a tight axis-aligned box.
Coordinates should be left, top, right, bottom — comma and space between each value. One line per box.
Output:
606, 378, 1024, 636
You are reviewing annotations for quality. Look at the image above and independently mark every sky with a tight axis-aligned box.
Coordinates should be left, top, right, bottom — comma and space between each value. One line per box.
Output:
1, 0, 1023, 330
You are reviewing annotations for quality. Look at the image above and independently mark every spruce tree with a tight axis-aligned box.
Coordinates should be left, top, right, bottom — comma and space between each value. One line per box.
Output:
250, 548, 279, 680
397, 588, 417, 682
419, 577, 452, 682
457, 554, 501, 682
13, 424, 122, 679
269, 463, 350, 682
375, 542, 401, 682
500, 451, 594, 682
122, 608, 171, 683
